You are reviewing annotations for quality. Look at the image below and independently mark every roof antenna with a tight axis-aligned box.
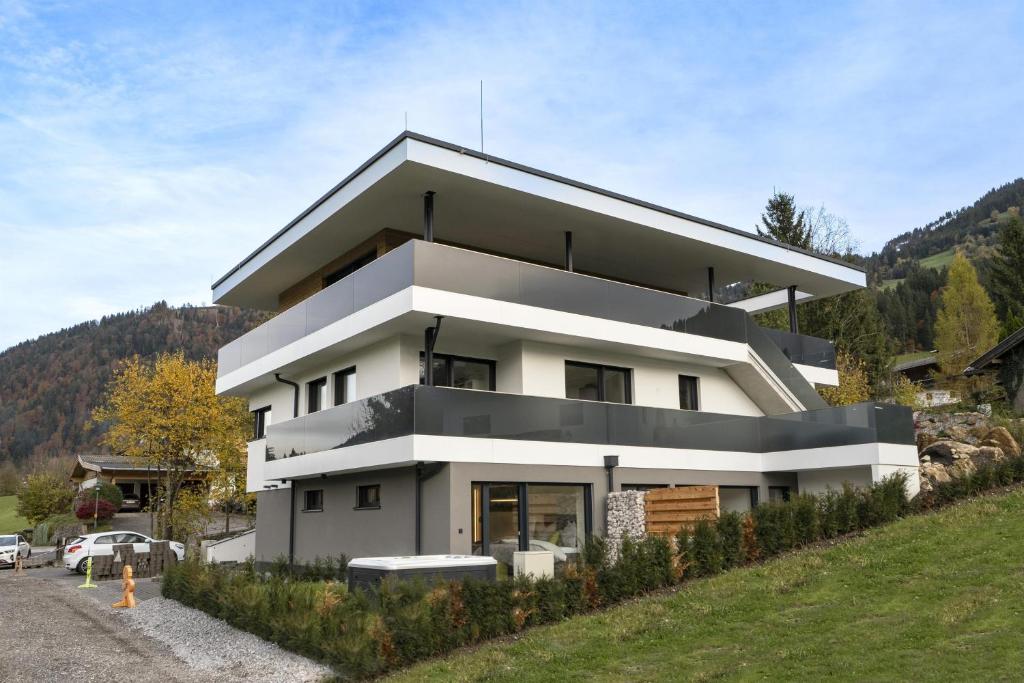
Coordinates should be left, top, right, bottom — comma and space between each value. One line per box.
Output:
479, 79, 484, 154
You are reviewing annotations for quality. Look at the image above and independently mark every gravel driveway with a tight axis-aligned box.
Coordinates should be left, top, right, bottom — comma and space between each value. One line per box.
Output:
0, 570, 331, 683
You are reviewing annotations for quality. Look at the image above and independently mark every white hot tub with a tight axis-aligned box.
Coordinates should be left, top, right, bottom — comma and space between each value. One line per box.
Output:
347, 554, 498, 591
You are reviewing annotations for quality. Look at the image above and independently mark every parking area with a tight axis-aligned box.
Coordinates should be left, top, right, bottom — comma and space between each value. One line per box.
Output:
0, 567, 330, 683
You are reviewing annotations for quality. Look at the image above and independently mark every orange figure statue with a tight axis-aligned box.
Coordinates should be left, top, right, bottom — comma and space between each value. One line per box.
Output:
111, 565, 136, 608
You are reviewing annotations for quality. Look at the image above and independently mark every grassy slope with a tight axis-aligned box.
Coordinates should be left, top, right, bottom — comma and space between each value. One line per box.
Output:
918, 248, 956, 270
393, 490, 1024, 682
0, 495, 29, 534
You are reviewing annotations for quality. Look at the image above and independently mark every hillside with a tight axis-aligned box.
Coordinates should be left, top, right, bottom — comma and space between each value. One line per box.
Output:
394, 488, 1024, 681
869, 177, 1024, 284
0, 302, 267, 466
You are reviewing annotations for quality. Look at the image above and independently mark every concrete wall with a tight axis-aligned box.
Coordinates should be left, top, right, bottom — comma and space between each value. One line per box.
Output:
291, 467, 417, 563
797, 467, 873, 496
254, 488, 291, 563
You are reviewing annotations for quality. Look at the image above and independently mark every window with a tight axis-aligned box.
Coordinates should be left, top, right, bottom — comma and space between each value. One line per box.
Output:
621, 484, 669, 492
303, 489, 323, 512
565, 361, 632, 404
356, 484, 380, 509
334, 367, 357, 406
719, 486, 758, 513
768, 486, 791, 503
94, 535, 115, 545
472, 482, 592, 576
323, 251, 376, 287
419, 353, 496, 390
307, 377, 327, 413
678, 375, 700, 411
251, 406, 271, 439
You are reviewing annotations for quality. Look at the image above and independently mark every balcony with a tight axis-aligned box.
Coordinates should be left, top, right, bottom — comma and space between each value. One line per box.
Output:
220, 240, 835, 406
265, 385, 913, 462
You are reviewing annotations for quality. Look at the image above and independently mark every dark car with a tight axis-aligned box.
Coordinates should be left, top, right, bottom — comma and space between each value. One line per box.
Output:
120, 494, 142, 512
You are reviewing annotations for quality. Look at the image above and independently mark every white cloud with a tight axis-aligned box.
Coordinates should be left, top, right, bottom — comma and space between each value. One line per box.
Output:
1, 1, 1023, 350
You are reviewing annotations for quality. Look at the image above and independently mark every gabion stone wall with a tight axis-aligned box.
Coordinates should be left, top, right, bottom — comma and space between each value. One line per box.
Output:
606, 490, 647, 562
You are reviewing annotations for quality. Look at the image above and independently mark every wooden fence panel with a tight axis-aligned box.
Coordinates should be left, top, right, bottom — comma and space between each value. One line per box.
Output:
644, 486, 719, 537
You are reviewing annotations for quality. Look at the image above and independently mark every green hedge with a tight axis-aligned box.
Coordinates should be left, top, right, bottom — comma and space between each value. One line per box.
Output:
163, 453, 1024, 679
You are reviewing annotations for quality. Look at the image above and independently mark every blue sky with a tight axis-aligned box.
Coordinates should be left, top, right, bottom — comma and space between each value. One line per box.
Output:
1, 0, 1022, 350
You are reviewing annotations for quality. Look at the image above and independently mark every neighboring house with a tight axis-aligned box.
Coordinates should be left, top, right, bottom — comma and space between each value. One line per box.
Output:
965, 325, 1024, 414
892, 353, 959, 408
70, 454, 209, 508
212, 131, 919, 572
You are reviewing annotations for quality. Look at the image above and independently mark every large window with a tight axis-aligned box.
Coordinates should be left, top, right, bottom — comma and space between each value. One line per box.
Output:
565, 361, 632, 404
678, 375, 700, 411
323, 251, 376, 287
251, 406, 271, 440
472, 482, 591, 576
419, 353, 496, 391
307, 377, 327, 413
334, 367, 357, 406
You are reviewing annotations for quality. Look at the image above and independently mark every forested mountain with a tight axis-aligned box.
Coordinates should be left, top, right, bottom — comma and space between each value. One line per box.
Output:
0, 303, 267, 467
869, 179, 1024, 354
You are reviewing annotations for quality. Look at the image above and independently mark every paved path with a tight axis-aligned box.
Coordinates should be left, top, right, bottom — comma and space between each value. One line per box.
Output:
0, 572, 202, 683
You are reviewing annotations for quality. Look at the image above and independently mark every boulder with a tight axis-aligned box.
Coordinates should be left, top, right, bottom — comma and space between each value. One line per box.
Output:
942, 424, 972, 443
919, 440, 979, 466
974, 446, 1005, 466
950, 458, 976, 478
917, 432, 938, 452
980, 427, 1021, 458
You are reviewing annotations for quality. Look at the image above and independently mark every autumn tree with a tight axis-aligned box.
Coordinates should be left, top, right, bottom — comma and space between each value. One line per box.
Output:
818, 351, 870, 406
16, 472, 75, 525
989, 215, 1024, 335
92, 352, 250, 541
756, 191, 811, 249
934, 253, 1000, 381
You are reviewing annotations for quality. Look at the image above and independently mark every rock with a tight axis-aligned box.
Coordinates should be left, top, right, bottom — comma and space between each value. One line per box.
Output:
919, 440, 979, 466
950, 458, 976, 478
980, 427, 1021, 458
920, 462, 952, 485
943, 425, 972, 443
920, 454, 931, 463
974, 446, 1005, 466
917, 432, 938, 452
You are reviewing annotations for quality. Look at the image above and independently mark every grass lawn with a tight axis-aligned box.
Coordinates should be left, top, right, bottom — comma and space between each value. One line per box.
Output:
892, 350, 934, 365
392, 489, 1024, 681
880, 277, 903, 290
919, 248, 955, 270
0, 495, 29, 534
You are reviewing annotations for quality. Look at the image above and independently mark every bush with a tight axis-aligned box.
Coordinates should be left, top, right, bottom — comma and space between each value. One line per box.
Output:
16, 472, 76, 525
75, 498, 116, 522
160, 464, 1024, 680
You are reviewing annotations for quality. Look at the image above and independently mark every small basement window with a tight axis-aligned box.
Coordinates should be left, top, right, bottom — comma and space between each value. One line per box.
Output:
356, 484, 381, 509
303, 489, 323, 512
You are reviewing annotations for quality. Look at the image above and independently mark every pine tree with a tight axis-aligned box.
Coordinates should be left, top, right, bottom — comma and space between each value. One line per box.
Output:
756, 191, 811, 249
989, 215, 1024, 335
934, 253, 1000, 378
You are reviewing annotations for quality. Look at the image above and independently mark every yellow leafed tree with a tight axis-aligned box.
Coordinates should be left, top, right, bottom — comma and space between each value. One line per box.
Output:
934, 254, 999, 381
818, 351, 870, 406
92, 352, 250, 541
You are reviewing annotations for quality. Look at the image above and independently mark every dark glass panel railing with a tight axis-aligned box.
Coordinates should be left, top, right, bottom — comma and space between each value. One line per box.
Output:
264, 386, 914, 461
759, 328, 837, 369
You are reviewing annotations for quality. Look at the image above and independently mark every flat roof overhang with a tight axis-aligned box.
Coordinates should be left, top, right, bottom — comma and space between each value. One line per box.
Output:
212, 132, 865, 310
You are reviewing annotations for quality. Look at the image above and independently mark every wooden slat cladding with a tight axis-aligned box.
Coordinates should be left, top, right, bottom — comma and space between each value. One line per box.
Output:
644, 486, 720, 537
277, 228, 416, 312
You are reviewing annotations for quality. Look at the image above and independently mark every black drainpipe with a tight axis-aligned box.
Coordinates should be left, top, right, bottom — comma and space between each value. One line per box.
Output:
274, 373, 299, 418
415, 463, 445, 554
603, 455, 619, 534
423, 316, 444, 386
273, 374, 299, 569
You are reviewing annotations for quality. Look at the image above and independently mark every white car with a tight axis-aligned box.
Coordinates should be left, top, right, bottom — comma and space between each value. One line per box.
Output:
63, 531, 185, 573
0, 534, 30, 567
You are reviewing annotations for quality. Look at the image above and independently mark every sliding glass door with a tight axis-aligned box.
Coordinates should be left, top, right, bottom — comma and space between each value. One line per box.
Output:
472, 482, 591, 576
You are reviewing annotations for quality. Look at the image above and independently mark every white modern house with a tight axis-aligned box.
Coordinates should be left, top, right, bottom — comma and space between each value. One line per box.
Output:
212, 132, 919, 572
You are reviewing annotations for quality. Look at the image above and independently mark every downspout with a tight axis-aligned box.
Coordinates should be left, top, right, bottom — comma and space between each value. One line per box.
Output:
274, 373, 299, 418
415, 463, 445, 555
272, 374, 299, 568
423, 316, 444, 387
603, 455, 619, 535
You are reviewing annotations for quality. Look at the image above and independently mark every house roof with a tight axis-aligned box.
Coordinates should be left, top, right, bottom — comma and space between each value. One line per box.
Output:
964, 325, 1024, 376
72, 453, 208, 477
211, 131, 866, 310
892, 354, 940, 373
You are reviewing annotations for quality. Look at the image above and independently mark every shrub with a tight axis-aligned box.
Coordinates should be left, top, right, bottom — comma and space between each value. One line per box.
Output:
792, 494, 820, 546
75, 498, 116, 522
716, 511, 743, 569
689, 519, 722, 576
751, 501, 795, 557
16, 472, 76, 525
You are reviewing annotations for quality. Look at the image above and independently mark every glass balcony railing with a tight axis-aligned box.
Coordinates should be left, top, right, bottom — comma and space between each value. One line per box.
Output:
222, 240, 834, 407
265, 385, 913, 462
